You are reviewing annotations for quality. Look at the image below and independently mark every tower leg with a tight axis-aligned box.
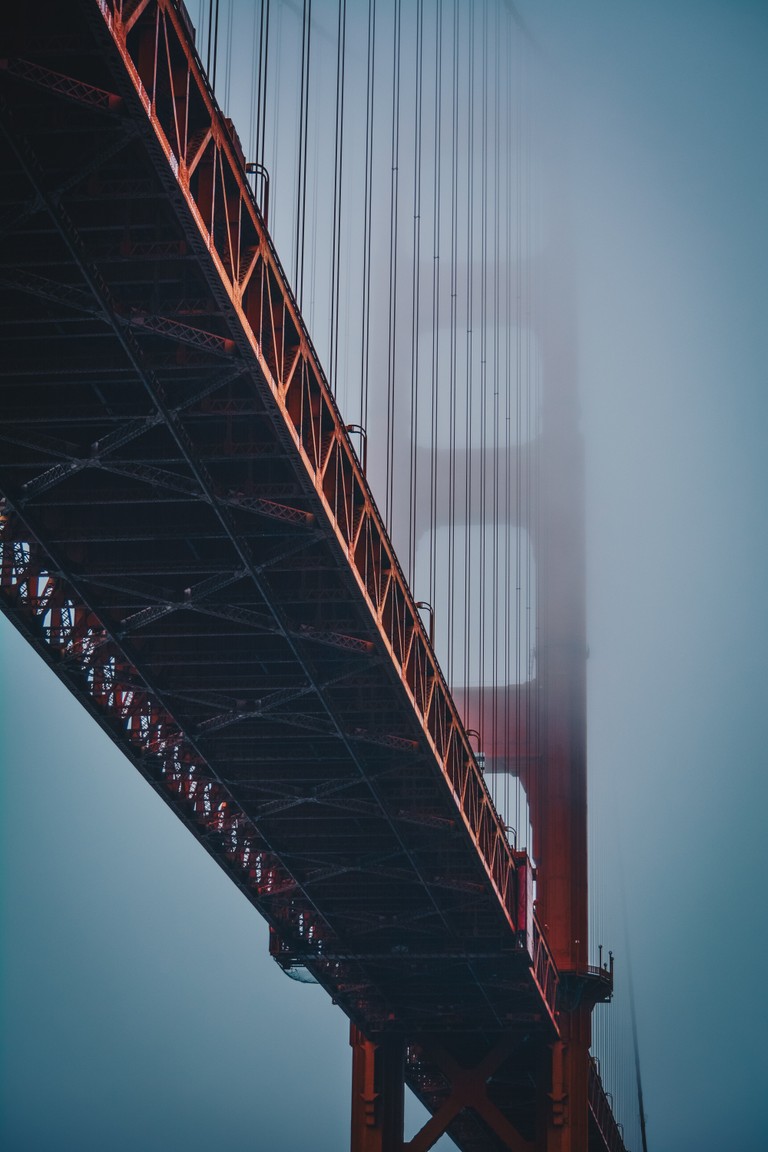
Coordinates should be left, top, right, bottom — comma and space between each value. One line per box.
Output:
539, 1007, 591, 1152
350, 1024, 405, 1152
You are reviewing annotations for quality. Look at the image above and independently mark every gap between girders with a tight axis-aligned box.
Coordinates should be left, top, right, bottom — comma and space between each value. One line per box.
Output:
195, 664, 376, 737
72, 568, 377, 671
75, 529, 323, 606
14, 427, 314, 525
235, 790, 456, 835
0, 116, 138, 243
0, 361, 251, 498
244, 848, 412, 900
221, 759, 409, 815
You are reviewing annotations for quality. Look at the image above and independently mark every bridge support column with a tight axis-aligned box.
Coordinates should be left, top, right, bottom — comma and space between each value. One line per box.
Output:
539, 1007, 591, 1152
350, 1025, 405, 1152
350, 1029, 534, 1151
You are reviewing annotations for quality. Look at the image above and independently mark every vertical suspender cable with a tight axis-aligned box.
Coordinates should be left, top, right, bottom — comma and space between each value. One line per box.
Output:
248, 4, 258, 159
307, 96, 320, 333
211, 0, 221, 91
294, 0, 312, 305
503, 4, 514, 831
525, 36, 532, 840
477, 0, 488, 737
490, 0, 502, 823
302, 0, 313, 303
622, 864, 650, 1152
428, 0, 443, 611
462, 2, 474, 693
257, 0, 271, 175
294, 0, 307, 291
329, 0, 347, 393
519, 23, 531, 840
385, 0, 402, 531
359, 0, 377, 431
206, 0, 214, 77
528, 29, 539, 858
223, 0, 234, 112
407, 0, 424, 585
446, 0, 459, 687
270, 5, 283, 231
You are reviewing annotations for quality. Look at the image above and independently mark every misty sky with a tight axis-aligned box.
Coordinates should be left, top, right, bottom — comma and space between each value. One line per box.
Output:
2, 2, 767, 1150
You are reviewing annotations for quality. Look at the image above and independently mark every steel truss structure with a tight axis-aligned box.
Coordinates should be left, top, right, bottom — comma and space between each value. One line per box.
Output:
0, 3, 625, 1150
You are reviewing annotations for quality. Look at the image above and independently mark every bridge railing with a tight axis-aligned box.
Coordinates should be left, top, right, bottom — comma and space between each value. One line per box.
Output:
588, 1057, 629, 1152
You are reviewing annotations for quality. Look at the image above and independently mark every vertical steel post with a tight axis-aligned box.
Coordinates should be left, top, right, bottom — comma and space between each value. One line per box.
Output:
350, 1025, 406, 1152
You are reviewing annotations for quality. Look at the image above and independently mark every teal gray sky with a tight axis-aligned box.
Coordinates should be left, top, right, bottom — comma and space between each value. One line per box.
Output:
2, 2, 767, 1150
525, 1, 768, 1148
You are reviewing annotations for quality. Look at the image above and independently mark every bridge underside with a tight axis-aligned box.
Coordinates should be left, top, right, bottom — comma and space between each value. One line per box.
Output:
0, 3, 625, 1150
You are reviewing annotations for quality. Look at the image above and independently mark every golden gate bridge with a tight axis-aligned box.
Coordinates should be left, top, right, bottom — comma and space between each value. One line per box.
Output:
0, 2, 646, 1148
